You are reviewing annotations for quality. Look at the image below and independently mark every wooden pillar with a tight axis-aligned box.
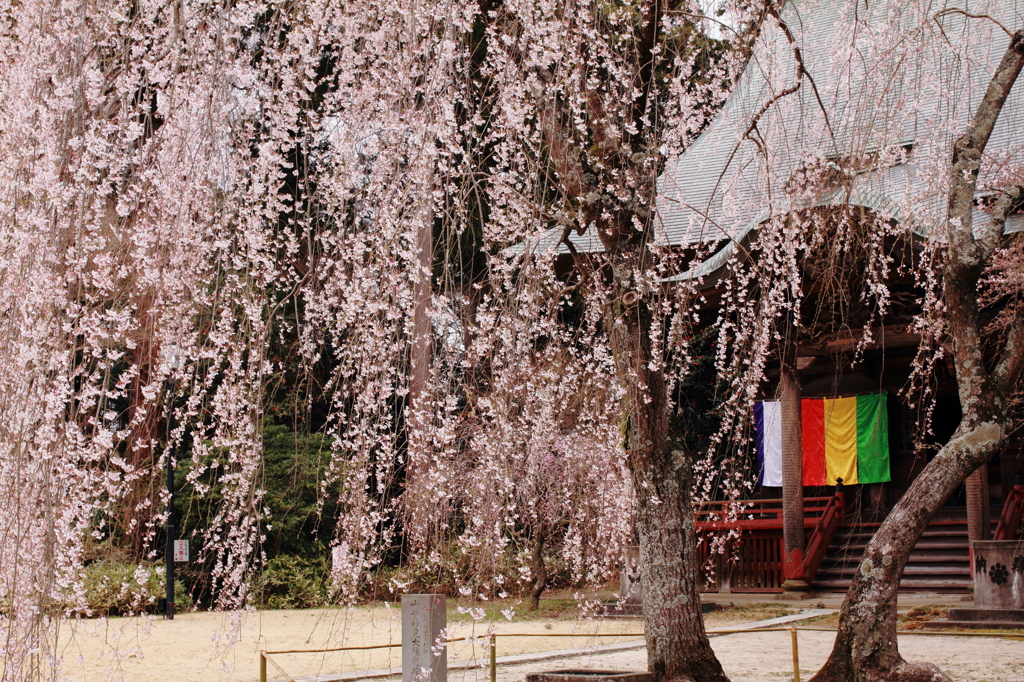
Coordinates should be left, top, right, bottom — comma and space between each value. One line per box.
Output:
409, 211, 432, 430
966, 467, 991, 544
780, 363, 808, 589
125, 294, 159, 561
405, 201, 433, 548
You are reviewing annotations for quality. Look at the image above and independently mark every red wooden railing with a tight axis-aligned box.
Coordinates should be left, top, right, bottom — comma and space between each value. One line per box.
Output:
697, 539, 722, 591
993, 484, 1024, 541
695, 496, 838, 531
732, 531, 784, 591
799, 491, 845, 581
696, 529, 784, 592
695, 492, 845, 591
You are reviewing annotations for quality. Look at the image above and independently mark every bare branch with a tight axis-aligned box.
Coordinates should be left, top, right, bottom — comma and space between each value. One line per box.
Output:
767, 3, 835, 144
945, 30, 1024, 417
947, 30, 1024, 263
934, 8, 1014, 39
559, 224, 592, 287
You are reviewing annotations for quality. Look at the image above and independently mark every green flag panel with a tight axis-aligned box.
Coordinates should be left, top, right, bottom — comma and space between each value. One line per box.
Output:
856, 393, 890, 484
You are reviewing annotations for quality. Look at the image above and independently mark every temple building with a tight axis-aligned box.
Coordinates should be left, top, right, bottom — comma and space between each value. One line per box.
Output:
619, 0, 1024, 592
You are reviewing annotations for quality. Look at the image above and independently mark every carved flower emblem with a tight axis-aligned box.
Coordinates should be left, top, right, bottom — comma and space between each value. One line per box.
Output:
989, 563, 1009, 585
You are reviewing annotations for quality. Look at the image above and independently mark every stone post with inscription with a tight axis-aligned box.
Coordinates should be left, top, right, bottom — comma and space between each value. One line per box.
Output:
619, 546, 641, 604
402, 594, 447, 682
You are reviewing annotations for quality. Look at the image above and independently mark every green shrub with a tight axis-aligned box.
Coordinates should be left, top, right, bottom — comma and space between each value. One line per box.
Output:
173, 425, 340, 609
252, 554, 329, 609
82, 560, 192, 616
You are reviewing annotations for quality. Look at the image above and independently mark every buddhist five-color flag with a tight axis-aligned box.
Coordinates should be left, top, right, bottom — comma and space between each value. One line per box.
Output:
754, 393, 890, 487
802, 393, 890, 485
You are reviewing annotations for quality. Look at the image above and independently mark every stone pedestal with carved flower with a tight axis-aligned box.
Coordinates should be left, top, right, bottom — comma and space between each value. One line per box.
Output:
931, 541, 1024, 629
971, 540, 1024, 610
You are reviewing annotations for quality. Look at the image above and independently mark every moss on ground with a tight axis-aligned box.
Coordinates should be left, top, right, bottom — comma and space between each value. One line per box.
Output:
703, 602, 802, 626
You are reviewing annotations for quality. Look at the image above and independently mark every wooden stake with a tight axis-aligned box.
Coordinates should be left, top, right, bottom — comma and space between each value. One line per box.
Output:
791, 627, 800, 682
490, 635, 497, 682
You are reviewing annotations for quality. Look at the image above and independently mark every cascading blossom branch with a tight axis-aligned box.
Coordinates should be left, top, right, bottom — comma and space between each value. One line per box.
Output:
0, 0, 339, 676
0, 0, 760, 654
14, 0, 1013, 680
297, 0, 643, 603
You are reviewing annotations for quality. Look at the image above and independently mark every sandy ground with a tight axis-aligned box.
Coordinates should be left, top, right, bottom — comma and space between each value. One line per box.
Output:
52, 604, 1023, 682
55, 606, 643, 682
447, 630, 1024, 682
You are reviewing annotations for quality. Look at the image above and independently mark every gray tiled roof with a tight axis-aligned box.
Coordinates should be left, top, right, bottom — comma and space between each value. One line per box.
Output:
540, 0, 1024, 269
656, 0, 1024, 278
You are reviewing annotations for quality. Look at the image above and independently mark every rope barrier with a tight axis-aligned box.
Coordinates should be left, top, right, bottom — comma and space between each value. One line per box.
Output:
258, 623, 1024, 682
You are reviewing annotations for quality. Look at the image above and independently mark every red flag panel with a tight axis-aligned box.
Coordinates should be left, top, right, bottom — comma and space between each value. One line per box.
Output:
802, 397, 827, 485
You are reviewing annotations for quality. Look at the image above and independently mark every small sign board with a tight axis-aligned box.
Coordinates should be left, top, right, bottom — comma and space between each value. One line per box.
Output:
173, 539, 190, 563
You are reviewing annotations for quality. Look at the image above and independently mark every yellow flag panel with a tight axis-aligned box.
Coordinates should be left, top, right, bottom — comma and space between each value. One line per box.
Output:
824, 397, 859, 485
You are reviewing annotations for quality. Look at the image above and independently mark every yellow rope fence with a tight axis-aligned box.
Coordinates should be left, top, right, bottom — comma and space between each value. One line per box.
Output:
259, 627, 1024, 682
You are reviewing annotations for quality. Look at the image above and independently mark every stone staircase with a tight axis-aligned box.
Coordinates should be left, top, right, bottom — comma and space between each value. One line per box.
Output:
813, 508, 981, 593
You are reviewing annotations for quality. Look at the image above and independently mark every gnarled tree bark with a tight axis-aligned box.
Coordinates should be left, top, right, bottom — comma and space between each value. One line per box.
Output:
519, 0, 734, 677
810, 27, 1024, 682
529, 524, 548, 611
603, 237, 728, 682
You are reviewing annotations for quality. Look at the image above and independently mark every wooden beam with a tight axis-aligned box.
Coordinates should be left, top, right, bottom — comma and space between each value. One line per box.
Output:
798, 324, 922, 356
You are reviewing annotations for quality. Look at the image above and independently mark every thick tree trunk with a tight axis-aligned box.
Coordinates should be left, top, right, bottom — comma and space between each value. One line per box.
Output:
605, 247, 728, 682
521, 0, 731, 673
633, 440, 727, 682
530, 525, 548, 611
809, 420, 1004, 682
812, 28, 1024, 682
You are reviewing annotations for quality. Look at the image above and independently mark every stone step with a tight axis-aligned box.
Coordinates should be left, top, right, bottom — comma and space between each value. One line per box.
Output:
827, 548, 967, 557
906, 552, 969, 562
946, 608, 1024, 623
824, 546, 967, 562
925, 619, 1024, 630
832, 539, 969, 551
809, 510, 989, 593
920, 529, 971, 538
839, 528, 969, 540
817, 564, 970, 578
814, 578, 971, 591
817, 564, 970, 577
